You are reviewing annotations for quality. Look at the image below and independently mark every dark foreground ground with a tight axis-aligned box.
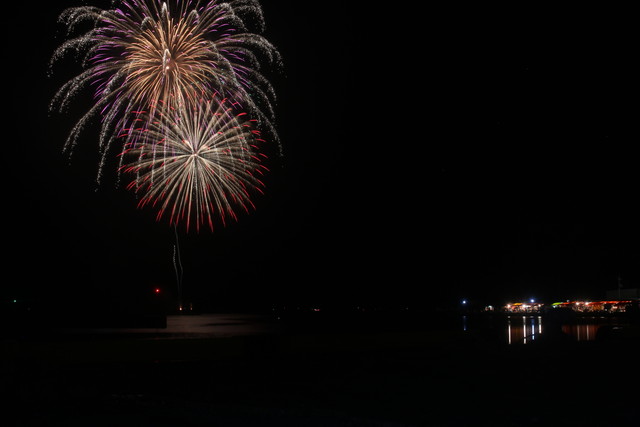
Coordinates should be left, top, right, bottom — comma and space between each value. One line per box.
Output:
2, 313, 639, 426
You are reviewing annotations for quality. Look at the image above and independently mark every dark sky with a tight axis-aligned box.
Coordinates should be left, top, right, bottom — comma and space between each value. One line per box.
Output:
3, 2, 637, 310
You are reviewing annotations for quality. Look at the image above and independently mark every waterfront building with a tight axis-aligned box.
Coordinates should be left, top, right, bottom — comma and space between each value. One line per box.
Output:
502, 299, 636, 314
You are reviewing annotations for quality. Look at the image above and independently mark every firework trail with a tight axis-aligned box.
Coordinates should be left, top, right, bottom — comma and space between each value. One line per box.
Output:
50, 0, 280, 180
119, 96, 269, 231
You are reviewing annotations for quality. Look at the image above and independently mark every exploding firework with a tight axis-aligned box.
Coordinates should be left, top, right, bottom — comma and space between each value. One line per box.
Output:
119, 96, 269, 231
50, 0, 280, 179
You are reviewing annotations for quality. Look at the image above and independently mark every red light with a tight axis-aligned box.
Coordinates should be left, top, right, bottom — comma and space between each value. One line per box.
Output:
155, 288, 161, 294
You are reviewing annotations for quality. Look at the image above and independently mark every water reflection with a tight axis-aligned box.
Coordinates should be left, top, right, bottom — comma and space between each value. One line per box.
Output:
507, 316, 543, 345
562, 323, 601, 342
504, 315, 605, 344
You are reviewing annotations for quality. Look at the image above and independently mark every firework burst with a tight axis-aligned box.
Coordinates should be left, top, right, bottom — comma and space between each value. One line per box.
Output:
50, 0, 280, 179
119, 97, 269, 231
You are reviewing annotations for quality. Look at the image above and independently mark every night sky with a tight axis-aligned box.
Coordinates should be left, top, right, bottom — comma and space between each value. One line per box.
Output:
3, 2, 637, 311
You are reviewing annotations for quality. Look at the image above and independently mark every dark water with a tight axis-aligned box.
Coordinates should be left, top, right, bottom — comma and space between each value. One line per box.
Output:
3, 312, 640, 426
55, 313, 282, 338
463, 314, 629, 345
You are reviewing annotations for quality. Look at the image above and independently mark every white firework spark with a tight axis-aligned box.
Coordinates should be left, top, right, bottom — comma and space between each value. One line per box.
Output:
119, 96, 269, 231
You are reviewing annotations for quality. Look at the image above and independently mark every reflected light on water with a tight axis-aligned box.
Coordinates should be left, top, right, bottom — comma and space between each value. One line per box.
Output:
505, 316, 604, 344
562, 323, 601, 342
507, 316, 544, 345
